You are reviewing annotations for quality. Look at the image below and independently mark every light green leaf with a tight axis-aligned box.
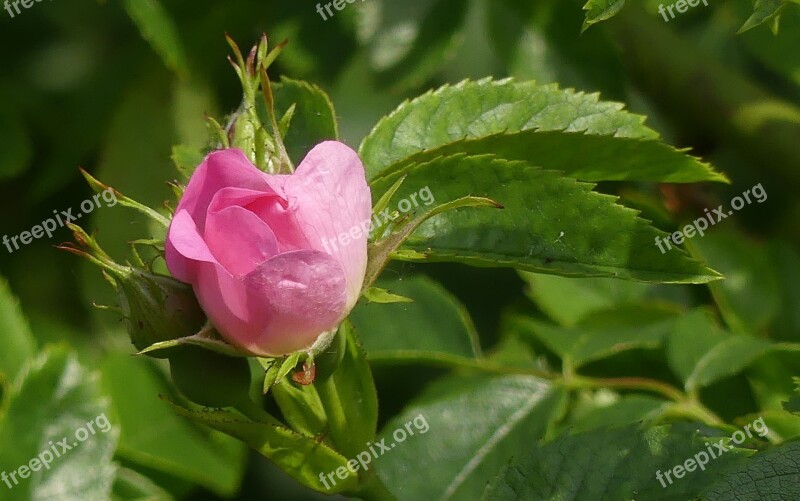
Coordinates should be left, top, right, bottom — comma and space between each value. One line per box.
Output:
739, 0, 791, 33
99, 354, 246, 497
0, 347, 118, 501
699, 440, 800, 500
376, 374, 567, 500
666, 309, 773, 391
520, 271, 652, 326
360, 79, 726, 183
362, 287, 414, 304
370, 154, 720, 284
315, 321, 378, 459
170, 144, 205, 179
484, 423, 753, 501
0, 275, 36, 382
122, 0, 189, 78
270, 77, 339, 164
271, 379, 327, 438
362, 78, 652, 177
350, 275, 480, 364
511, 304, 680, 369
164, 400, 358, 494
582, 0, 627, 32
111, 468, 173, 501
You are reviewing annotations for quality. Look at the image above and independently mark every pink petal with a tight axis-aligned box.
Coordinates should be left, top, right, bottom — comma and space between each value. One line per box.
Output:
176, 149, 278, 233
165, 209, 219, 283
204, 205, 279, 277
281, 141, 372, 309
194, 249, 348, 356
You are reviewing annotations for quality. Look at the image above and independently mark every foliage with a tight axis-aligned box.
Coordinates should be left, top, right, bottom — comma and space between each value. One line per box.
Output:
1, 0, 799, 499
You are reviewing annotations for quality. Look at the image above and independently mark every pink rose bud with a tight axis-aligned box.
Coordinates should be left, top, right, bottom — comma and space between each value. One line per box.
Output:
165, 141, 372, 357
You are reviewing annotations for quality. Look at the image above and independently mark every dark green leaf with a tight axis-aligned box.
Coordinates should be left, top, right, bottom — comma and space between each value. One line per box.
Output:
350, 275, 480, 364
271, 77, 339, 164
484, 423, 753, 501
376, 374, 567, 500
370, 154, 720, 283
699, 440, 800, 500
100, 354, 246, 497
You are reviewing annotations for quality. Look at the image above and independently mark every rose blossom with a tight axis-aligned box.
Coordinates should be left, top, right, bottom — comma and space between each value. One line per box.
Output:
165, 141, 371, 356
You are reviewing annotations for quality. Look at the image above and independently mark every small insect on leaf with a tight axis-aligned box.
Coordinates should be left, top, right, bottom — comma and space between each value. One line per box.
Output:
292, 361, 317, 385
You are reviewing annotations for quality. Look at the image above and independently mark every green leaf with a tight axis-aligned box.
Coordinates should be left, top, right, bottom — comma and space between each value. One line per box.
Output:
365, 194, 501, 288
315, 321, 379, 459
739, 0, 791, 33
350, 275, 480, 365
358, 0, 469, 91
171, 144, 205, 179
122, 0, 189, 78
0, 347, 118, 500
270, 77, 338, 164
375, 374, 567, 500
689, 232, 800, 339
564, 394, 669, 434
111, 468, 173, 501
666, 309, 773, 391
511, 304, 680, 369
99, 354, 246, 497
699, 440, 800, 500
271, 379, 328, 438
582, 0, 627, 32
361, 79, 650, 177
370, 154, 720, 284
392, 129, 728, 184
740, 6, 800, 85
520, 271, 652, 326
362, 287, 414, 304
360, 79, 726, 183
484, 423, 753, 501
260, 352, 302, 393
164, 400, 358, 494
0, 275, 36, 382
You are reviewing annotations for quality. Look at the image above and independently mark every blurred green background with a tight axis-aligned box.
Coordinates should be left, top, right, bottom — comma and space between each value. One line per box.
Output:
1, 0, 799, 499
